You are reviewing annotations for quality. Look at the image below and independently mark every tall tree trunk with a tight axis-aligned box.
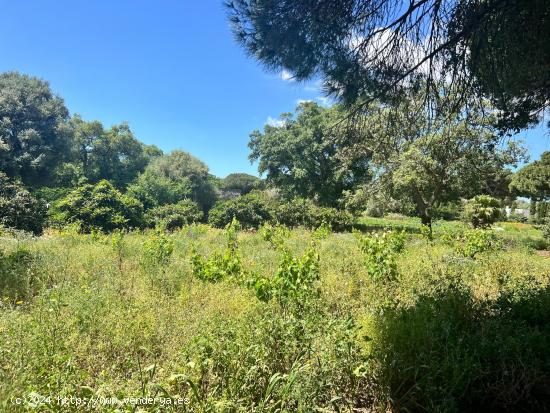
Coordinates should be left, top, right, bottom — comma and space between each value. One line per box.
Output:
420, 213, 432, 230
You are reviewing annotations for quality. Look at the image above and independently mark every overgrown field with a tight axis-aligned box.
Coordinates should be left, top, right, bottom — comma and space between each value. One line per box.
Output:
0, 219, 549, 412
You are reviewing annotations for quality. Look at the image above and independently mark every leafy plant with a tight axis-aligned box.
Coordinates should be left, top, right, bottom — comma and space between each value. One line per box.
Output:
357, 230, 405, 282
208, 192, 273, 229
456, 228, 501, 259
141, 230, 174, 272
191, 218, 244, 282
111, 229, 126, 273
0, 247, 39, 304
0, 173, 46, 235
463, 195, 501, 228
259, 223, 290, 250
50, 180, 143, 233
248, 244, 320, 306
144, 199, 203, 230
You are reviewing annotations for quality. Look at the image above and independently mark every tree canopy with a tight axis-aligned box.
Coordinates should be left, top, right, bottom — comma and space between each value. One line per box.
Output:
347, 91, 525, 226
128, 150, 218, 212
510, 151, 550, 201
0, 72, 71, 186
249, 102, 371, 206
70, 116, 162, 188
221, 173, 261, 195
227, 0, 549, 132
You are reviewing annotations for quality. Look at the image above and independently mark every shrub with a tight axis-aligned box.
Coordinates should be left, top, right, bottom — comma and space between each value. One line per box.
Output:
50, 180, 143, 232
141, 230, 174, 273
248, 245, 320, 306
208, 192, 273, 229
0, 173, 45, 235
259, 223, 290, 250
456, 228, 501, 259
432, 201, 462, 221
357, 230, 406, 282
273, 198, 313, 227
275, 198, 354, 231
541, 219, 550, 244
359, 283, 550, 412
144, 199, 203, 230
313, 206, 354, 231
507, 212, 528, 223
191, 218, 243, 282
463, 195, 501, 228
0, 247, 40, 304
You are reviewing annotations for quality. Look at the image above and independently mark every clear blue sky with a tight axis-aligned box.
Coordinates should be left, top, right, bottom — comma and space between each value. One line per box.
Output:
0, 1, 548, 177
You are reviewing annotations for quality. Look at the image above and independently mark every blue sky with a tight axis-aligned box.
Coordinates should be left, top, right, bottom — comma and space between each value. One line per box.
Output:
0, 1, 548, 177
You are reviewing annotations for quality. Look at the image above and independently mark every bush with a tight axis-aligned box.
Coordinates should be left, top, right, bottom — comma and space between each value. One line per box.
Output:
463, 195, 501, 228
50, 180, 143, 232
191, 218, 243, 282
432, 202, 462, 221
0, 173, 45, 235
144, 199, 203, 230
0, 247, 40, 304
456, 228, 501, 259
357, 230, 406, 282
208, 192, 273, 229
359, 283, 550, 412
275, 198, 354, 231
542, 219, 550, 244
507, 212, 528, 223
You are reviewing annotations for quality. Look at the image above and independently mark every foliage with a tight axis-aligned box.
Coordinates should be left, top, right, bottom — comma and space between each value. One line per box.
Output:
0, 72, 71, 186
274, 197, 354, 231
357, 92, 524, 227
110, 229, 126, 273
357, 230, 405, 282
248, 244, 320, 306
455, 228, 501, 259
463, 195, 501, 228
259, 222, 290, 250
0, 246, 39, 304
541, 220, 550, 244
249, 102, 371, 206
227, 0, 549, 132
0, 172, 46, 234
191, 218, 243, 282
144, 199, 203, 230
141, 230, 174, 270
208, 192, 273, 229
50, 180, 143, 232
0, 218, 548, 411
221, 172, 261, 195
128, 150, 217, 212
510, 151, 550, 201
70, 116, 160, 188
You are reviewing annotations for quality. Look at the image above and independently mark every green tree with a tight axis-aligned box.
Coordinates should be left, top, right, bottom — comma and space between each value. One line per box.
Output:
128, 150, 218, 212
208, 192, 273, 229
50, 180, 143, 232
221, 173, 261, 195
0, 173, 45, 234
228, 0, 549, 132
510, 152, 550, 201
144, 199, 204, 230
354, 94, 524, 228
71, 116, 161, 188
249, 102, 370, 206
463, 195, 501, 229
0, 72, 71, 186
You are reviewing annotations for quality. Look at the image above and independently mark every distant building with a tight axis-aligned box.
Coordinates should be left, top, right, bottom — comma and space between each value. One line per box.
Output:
504, 206, 530, 217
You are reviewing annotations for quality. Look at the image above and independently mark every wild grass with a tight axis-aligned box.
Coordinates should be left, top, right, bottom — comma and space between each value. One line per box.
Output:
0, 220, 548, 412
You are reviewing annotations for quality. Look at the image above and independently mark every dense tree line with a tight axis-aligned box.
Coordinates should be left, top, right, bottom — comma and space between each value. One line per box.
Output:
1, 71, 547, 235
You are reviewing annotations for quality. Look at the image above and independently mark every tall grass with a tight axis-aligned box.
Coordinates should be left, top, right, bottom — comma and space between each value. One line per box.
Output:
0, 222, 548, 412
